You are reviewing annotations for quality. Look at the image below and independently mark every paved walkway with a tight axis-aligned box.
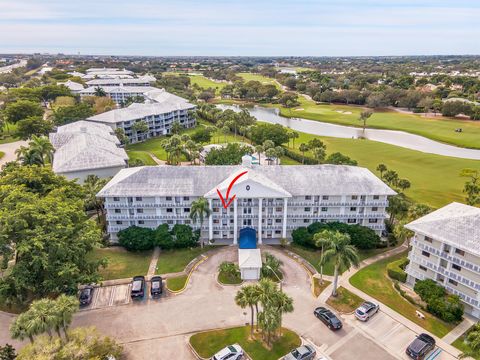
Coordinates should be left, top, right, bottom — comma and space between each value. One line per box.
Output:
147, 247, 161, 277
0, 140, 27, 166
443, 315, 476, 344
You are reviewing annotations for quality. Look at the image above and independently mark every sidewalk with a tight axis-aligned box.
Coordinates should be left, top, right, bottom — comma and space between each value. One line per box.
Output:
442, 315, 475, 344
147, 247, 161, 277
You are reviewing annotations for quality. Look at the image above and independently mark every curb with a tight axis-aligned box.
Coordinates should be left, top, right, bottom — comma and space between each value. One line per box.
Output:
216, 271, 244, 287
277, 247, 317, 297
167, 255, 208, 294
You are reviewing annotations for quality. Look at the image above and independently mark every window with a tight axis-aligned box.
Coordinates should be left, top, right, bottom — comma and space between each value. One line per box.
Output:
455, 248, 465, 256
351, 195, 358, 200
322, 195, 329, 200
305, 196, 311, 200
369, 219, 378, 223
166, 208, 173, 213
303, 219, 309, 223
373, 195, 380, 200
421, 251, 430, 258
167, 220, 174, 224
166, 196, 172, 201
138, 220, 144, 224
448, 279, 458, 286
183, 196, 189, 201
275, 207, 282, 212
304, 207, 311, 212
113, 197, 120, 201
116, 221, 123, 225
452, 264, 462, 271
424, 236, 433, 243
350, 207, 357, 212
114, 209, 121, 213
137, 209, 143, 213
184, 220, 190, 224
213, 231, 220, 235
184, 208, 190, 212
275, 219, 282, 223
213, 219, 219, 224
135, 197, 142, 201
372, 207, 378, 212
321, 207, 328, 212
275, 230, 282, 235
347, 219, 356, 223
213, 207, 219, 213
419, 265, 427, 271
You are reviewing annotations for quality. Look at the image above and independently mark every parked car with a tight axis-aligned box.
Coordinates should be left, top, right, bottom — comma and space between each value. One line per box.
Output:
354, 301, 380, 321
130, 276, 146, 299
282, 345, 316, 360
313, 307, 342, 330
406, 333, 436, 360
79, 286, 94, 306
150, 276, 163, 297
211, 344, 243, 360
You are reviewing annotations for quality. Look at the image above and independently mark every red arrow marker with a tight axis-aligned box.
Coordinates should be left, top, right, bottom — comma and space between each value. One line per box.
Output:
217, 171, 248, 209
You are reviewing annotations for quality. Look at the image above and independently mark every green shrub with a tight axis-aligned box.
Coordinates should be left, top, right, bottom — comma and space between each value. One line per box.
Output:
171, 224, 199, 248
154, 224, 174, 249
414, 279, 446, 302
387, 257, 409, 283
118, 226, 155, 251
282, 147, 318, 165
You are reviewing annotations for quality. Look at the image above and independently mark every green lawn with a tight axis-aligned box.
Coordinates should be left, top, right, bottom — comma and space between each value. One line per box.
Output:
274, 96, 480, 149
326, 286, 364, 313
284, 129, 480, 208
166, 274, 188, 291
313, 278, 331, 297
189, 75, 226, 95
288, 244, 395, 276
350, 251, 454, 337
190, 326, 301, 360
126, 150, 157, 165
237, 72, 283, 91
87, 247, 152, 280
155, 246, 213, 274
218, 271, 242, 285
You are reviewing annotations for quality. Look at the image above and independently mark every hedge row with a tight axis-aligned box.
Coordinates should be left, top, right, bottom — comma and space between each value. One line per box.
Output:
282, 147, 319, 165
387, 257, 409, 283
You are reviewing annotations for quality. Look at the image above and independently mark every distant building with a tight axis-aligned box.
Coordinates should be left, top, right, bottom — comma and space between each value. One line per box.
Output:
79, 85, 158, 104
405, 202, 480, 319
50, 121, 128, 182
57, 80, 84, 94
85, 75, 155, 87
82, 67, 134, 79
97, 159, 395, 242
86, 89, 196, 143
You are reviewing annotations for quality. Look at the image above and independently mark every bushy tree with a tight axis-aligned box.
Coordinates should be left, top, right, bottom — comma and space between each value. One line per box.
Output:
15, 116, 53, 140
325, 152, 358, 165
154, 224, 174, 249
118, 226, 155, 251
3, 100, 44, 124
172, 224, 198, 248
414, 279, 463, 322
250, 123, 289, 146
205, 143, 251, 165
51, 103, 94, 125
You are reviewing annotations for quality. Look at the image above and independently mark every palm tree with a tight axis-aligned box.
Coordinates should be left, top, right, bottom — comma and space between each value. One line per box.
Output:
15, 145, 42, 166
171, 121, 182, 135
460, 323, 480, 359
190, 197, 212, 247
314, 230, 360, 297
94, 87, 106, 97
219, 262, 240, 281
235, 285, 258, 337
27, 299, 58, 338
10, 313, 34, 344
261, 253, 283, 281
29, 135, 54, 165
255, 145, 264, 164
299, 143, 309, 164
53, 295, 79, 341
131, 120, 149, 142
376, 163, 387, 179
359, 111, 373, 135
83, 175, 108, 222
257, 308, 280, 345
271, 291, 294, 336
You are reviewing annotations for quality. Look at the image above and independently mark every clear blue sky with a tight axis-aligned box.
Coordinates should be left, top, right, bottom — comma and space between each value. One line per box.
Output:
1, 0, 479, 56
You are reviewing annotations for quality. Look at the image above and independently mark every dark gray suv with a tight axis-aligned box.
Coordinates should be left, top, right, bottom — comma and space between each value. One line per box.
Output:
406, 333, 435, 360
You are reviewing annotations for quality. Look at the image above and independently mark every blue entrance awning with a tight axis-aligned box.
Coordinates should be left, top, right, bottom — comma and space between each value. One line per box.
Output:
239, 227, 257, 249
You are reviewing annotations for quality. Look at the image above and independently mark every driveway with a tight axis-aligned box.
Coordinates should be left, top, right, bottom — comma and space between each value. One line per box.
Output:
0, 140, 27, 166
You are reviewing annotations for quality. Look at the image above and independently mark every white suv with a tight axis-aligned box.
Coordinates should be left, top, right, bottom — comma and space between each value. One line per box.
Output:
354, 301, 380, 321
211, 344, 244, 360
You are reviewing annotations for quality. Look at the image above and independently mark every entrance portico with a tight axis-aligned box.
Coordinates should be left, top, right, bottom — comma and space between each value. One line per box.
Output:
204, 166, 292, 245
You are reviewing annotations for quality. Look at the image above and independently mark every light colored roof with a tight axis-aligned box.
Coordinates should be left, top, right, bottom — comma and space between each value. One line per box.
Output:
50, 121, 127, 173
67, 71, 85, 77
238, 249, 262, 269
85, 76, 153, 86
58, 80, 84, 91
79, 85, 158, 95
97, 164, 396, 198
406, 202, 480, 256
87, 90, 195, 124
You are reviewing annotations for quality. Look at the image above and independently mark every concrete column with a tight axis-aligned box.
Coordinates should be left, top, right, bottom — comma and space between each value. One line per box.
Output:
258, 198, 263, 244
208, 199, 213, 241
233, 198, 238, 245
283, 198, 288, 238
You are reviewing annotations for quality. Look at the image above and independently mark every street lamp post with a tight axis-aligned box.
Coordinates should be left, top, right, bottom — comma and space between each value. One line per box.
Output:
266, 265, 283, 291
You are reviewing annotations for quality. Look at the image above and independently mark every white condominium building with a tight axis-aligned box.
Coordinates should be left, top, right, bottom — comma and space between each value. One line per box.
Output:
87, 89, 196, 143
79, 85, 159, 104
82, 67, 134, 79
50, 121, 128, 182
85, 75, 156, 87
97, 158, 395, 243
405, 202, 480, 318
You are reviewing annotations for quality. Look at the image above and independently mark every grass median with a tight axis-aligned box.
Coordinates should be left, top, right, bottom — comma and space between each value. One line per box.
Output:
166, 274, 188, 292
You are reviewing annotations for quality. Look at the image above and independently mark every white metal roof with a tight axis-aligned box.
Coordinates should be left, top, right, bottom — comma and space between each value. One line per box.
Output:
406, 202, 480, 256
57, 80, 84, 91
97, 164, 396, 198
238, 249, 262, 269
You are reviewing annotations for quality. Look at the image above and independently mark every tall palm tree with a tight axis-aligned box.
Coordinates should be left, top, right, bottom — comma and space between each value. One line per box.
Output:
255, 145, 264, 164
299, 143, 309, 164
290, 131, 299, 148
10, 312, 34, 344
54, 295, 79, 341
189, 197, 212, 247
376, 163, 387, 180
27, 299, 58, 338
271, 291, 294, 336
314, 230, 360, 297
83, 175, 108, 222
235, 285, 257, 337
15, 145, 42, 166
29, 135, 54, 165
359, 111, 373, 135
94, 87, 106, 97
